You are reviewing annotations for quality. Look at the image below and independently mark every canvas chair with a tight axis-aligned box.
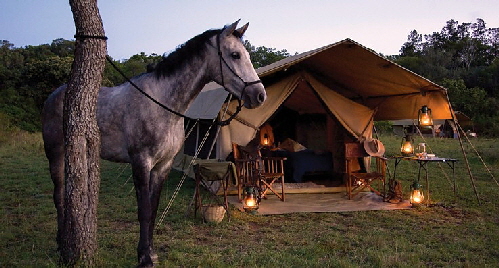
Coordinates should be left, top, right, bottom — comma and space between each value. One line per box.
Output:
345, 142, 386, 199
232, 143, 286, 202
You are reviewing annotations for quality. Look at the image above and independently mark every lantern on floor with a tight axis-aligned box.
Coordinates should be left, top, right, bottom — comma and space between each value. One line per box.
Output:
242, 186, 260, 213
418, 105, 433, 128
400, 134, 414, 156
410, 181, 424, 206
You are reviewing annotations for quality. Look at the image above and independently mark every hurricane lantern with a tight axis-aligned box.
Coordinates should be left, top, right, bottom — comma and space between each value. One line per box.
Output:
418, 105, 433, 128
262, 133, 270, 146
410, 181, 424, 206
400, 135, 415, 156
242, 186, 260, 213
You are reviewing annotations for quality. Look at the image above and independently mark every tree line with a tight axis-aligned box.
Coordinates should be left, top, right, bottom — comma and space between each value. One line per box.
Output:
1, 18, 498, 135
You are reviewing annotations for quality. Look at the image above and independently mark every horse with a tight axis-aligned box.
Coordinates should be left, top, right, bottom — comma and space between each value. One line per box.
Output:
42, 20, 266, 267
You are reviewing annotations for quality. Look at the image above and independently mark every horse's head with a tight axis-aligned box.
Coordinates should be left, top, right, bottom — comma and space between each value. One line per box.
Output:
210, 21, 266, 109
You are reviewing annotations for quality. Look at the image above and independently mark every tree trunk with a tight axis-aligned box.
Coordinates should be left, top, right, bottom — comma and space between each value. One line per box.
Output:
61, 0, 106, 266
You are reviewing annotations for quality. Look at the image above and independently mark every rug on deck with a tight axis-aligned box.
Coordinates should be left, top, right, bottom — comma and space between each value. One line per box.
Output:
227, 192, 411, 215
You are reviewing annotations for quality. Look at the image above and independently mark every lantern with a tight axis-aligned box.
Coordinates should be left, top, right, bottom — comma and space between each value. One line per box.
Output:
417, 143, 428, 159
242, 186, 260, 213
418, 105, 433, 128
262, 133, 270, 146
259, 123, 274, 148
400, 135, 414, 156
410, 181, 424, 206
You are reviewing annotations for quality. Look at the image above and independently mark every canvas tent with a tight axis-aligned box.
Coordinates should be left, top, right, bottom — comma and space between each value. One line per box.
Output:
179, 38, 454, 183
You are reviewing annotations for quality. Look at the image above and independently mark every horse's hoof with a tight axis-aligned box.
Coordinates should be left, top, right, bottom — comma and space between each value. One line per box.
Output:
137, 260, 154, 268
138, 256, 154, 268
151, 253, 159, 264
137, 253, 158, 268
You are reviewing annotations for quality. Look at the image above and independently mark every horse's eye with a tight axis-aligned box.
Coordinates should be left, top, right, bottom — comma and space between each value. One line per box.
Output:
231, 52, 241, 59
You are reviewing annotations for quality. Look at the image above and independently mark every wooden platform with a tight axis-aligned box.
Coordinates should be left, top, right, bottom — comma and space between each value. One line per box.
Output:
228, 192, 411, 215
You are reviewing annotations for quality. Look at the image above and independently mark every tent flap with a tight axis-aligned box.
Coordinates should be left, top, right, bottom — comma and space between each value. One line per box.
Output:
217, 74, 301, 157
304, 72, 375, 139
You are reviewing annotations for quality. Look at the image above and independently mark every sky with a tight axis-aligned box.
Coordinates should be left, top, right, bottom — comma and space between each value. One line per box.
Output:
2, 1, 499, 60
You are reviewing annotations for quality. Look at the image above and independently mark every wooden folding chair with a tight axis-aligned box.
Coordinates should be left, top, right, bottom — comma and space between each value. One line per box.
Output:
257, 156, 286, 201
345, 142, 386, 199
232, 143, 286, 202
232, 143, 259, 202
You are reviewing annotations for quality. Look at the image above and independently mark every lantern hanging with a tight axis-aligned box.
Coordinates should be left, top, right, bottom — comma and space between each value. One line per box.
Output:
242, 186, 260, 213
262, 133, 270, 146
418, 105, 433, 128
400, 134, 415, 156
410, 181, 424, 206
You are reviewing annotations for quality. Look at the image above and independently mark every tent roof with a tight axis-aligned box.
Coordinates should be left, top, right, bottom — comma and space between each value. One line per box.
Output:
189, 38, 452, 121
185, 82, 229, 119
256, 38, 452, 121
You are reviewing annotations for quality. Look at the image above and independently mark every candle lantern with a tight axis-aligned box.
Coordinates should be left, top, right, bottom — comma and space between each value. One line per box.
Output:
400, 135, 415, 156
418, 105, 433, 128
242, 186, 260, 213
262, 133, 270, 146
410, 181, 424, 206
259, 123, 274, 148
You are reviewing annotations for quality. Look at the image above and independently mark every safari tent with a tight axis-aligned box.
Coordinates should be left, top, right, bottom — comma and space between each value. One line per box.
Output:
178, 38, 455, 186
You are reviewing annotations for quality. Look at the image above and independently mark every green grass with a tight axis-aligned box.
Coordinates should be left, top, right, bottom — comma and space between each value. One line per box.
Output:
1, 131, 499, 267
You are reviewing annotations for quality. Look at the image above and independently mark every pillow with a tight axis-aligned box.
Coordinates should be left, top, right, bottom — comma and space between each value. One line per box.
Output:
279, 138, 307, 152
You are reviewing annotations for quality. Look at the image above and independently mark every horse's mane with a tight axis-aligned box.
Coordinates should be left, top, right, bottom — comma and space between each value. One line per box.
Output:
154, 27, 243, 79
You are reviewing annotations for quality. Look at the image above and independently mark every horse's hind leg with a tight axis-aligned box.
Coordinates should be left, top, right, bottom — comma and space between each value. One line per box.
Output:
46, 147, 65, 248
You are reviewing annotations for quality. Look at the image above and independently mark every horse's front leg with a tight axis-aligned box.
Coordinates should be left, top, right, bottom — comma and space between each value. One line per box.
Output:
131, 161, 156, 267
148, 166, 171, 242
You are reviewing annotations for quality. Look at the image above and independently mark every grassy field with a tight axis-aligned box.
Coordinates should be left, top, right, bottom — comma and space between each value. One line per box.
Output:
1, 131, 499, 267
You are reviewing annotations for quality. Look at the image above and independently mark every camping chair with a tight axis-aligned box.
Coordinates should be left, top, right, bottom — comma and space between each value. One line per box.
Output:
232, 143, 286, 202
345, 142, 386, 199
257, 155, 286, 201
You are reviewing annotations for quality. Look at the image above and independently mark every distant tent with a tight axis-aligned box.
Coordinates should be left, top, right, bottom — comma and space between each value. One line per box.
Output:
392, 111, 473, 138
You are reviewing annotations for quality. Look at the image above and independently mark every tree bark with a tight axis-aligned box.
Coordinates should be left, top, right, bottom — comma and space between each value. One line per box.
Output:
61, 0, 106, 266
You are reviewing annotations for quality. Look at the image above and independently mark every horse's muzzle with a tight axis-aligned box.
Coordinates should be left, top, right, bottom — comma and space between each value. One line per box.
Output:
243, 83, 266, 109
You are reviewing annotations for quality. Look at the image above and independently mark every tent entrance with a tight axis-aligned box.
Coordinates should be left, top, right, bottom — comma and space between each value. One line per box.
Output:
257, 82, 356, 187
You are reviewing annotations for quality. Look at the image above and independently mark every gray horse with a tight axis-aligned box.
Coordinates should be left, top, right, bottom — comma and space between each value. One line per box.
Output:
42, 20, 266, 267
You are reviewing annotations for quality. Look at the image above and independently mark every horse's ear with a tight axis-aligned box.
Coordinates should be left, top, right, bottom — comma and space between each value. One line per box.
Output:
222, 20, 240, 37
236, 22, 249, 36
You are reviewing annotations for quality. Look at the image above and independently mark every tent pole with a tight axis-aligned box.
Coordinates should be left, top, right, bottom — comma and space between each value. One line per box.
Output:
457, 122, 499, 187
446, 94, 480, 204
206, 124, 221, 160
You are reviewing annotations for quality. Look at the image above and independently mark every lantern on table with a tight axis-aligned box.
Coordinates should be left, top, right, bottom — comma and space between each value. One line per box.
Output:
418, 105, 433, 129
410, 181, 424, 206
242, 186, 260, 213
400, 134, 414, 156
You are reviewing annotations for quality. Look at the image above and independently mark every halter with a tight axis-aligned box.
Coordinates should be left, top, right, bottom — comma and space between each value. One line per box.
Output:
215, 31, 262, 126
